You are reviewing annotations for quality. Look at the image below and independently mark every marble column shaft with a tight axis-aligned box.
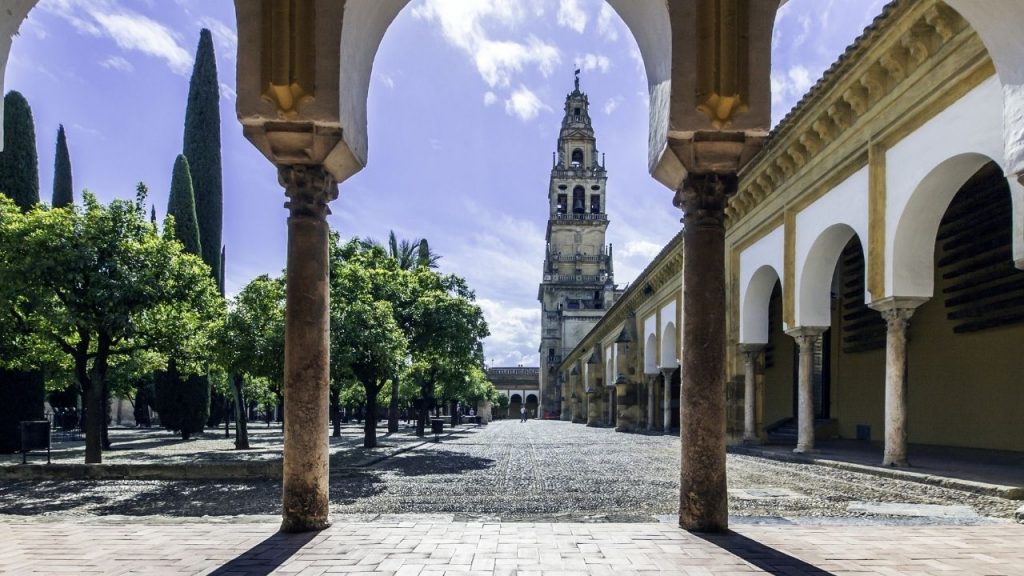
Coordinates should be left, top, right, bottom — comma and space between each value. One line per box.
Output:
661, 367, 675, 435
788, 327, 824, 454
677, 173, 732, 532
280, 165, 336, 533
881, 307, 915, 467
740, 345, 765, 443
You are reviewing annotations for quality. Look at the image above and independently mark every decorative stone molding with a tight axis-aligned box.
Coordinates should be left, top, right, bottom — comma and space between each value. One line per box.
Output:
726, 0, 971, 225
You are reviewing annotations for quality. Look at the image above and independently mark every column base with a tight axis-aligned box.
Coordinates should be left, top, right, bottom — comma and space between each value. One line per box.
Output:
793, 446, 816, 455
280, 516, 332, 534
883, 457, 910, 467
742, 435, 761, 445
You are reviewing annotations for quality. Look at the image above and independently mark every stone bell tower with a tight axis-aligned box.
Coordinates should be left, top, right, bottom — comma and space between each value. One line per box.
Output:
538, 72, 620, 417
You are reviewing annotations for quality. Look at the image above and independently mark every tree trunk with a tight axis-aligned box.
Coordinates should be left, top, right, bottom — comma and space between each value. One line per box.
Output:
101, 381, 111, 450
230, 373, 249, 449
364, 381, 378, 448
84, 334, 111, 464
330, 387, 341, 437
388, 373, 399, 433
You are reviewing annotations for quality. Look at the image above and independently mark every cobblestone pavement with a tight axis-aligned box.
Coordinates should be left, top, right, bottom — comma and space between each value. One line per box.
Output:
1, 517, 1022, 575
0, 420, 1019, 523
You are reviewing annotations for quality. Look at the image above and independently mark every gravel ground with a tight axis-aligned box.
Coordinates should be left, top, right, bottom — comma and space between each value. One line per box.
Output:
0, 420, 1017, 523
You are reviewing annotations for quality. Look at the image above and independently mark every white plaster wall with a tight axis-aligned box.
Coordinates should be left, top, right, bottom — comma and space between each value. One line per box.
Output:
0, 0, 37, 150
658, 301, 677, 368
792, 168, 869, 327
739, 225, 785, 342
886, 76, 1020, 297
946, 1, 1024, 176
643, 315, 656, 344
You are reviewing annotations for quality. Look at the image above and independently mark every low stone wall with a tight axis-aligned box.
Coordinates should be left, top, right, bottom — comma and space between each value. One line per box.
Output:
0, 460, 282, 481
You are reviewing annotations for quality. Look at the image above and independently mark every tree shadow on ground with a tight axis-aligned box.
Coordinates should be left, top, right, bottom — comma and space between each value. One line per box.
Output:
694, 531, 836, 575
0, 481, 111, 514
329, 470, 385, 505
210, 530, 318, 576
373, 450, 495, 477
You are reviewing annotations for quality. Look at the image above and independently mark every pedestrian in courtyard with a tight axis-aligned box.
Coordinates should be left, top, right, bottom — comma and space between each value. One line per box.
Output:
520, 406, 527, 422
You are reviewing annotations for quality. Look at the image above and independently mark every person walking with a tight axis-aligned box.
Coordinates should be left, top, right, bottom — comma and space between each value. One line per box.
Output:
520, 406, 527, 423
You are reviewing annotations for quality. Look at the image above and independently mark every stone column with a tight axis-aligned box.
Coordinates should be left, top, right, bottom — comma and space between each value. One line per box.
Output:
786, 327, 825, 454
870, 297, 926, 467
661, 367, 675, 435
676, 173, 734, 532
645, 375, 657, 431
740, 344, 765, 444
280, 164, 337, 533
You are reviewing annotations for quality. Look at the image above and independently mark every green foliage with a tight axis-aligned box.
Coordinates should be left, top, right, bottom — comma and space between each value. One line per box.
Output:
361, 231, 441, 271
166, 155, 202, 258
0, 191, 224, 461
0, 92, 43, 450
215, 275, 285, 384
183, 28, 223, 287
0, 91, 39, 211
52, 125, 73, 208
155, 366, 209, 438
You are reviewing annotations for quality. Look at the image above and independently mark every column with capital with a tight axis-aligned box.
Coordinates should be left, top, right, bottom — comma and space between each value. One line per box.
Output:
739, 344, 765, 443
661, 367, 675, 435
279, 164, 337, 533
676, 173, 733, 532
786, 327, 825, 454
870, 297, 926, 467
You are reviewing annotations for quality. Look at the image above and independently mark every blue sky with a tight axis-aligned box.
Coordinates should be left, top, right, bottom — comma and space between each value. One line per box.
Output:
7, 0, 886, 367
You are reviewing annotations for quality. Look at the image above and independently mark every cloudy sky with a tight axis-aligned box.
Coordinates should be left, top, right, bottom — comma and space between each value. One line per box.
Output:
7, 0, 887, 367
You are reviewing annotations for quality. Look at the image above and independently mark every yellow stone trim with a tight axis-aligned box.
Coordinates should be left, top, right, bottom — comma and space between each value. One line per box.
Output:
868, 143, 886, 301
261, 0, 316, 118
783, 210, 795, 327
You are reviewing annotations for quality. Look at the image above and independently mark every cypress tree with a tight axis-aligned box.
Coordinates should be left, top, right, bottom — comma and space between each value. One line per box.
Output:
155, 154, 209, 439
52, 125, 73, 208
183, 29, 223, 289
0, 91, 43, 453
167, 154, 202, 257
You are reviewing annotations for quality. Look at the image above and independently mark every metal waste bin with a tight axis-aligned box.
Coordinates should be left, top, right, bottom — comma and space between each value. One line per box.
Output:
20, 420, 51, 464
430, 418, 444, 442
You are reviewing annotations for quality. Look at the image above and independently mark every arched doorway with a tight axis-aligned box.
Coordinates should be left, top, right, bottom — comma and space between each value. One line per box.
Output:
525, 394, 539, 419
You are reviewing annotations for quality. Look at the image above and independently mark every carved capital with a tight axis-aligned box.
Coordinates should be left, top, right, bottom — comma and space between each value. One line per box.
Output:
674, 172, 738, 229
879, 307, 915, 332
785, 326, 826, 350
280, 165, 338, 220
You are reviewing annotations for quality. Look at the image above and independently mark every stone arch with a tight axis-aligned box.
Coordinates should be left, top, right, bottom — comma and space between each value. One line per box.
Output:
510, 393, 522, 404
741, 264, 782, 344
659, 321, 677, 369
797, 224, 859, 327
945, 1, 1024, 176
331, 0, 670, 183
644, 333, 657, 374
892, 152, 1010, 298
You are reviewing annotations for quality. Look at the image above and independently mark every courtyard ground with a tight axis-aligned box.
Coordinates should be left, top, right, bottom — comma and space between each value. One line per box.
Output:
1, 420, 1022, 574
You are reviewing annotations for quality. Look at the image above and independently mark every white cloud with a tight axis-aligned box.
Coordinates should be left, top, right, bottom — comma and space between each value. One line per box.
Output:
596, 4, 619, 42
483, 91, 497, 106
576, 53, 611, 74
618, 239, 662, 261
504, 85, 548, 121
557, 0, 587, 34
41, 0, 193, 75
602, 95, 623, 115
478, 298, 541, 367
100, 55, 133, 72
412, 0, 560, 88
377, 73, 396, 89
219, 82, 237, 102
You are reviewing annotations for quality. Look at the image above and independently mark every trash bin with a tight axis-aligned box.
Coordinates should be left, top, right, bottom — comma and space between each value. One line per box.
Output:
430, 418, 444, 442
20, 420, 51, 464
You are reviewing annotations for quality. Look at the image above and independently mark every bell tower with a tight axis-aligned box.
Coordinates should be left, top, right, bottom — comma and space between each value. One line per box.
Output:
538, 72, 619, 417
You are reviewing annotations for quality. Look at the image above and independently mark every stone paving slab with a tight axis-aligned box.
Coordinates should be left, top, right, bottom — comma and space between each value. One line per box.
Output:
0, 518, 1022, 575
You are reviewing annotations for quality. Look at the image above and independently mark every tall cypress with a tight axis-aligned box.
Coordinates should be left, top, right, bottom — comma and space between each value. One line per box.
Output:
52, 125, 73, 208
167, 155, 201, 256
183, 29, 222, 289
0, 91, 43, 453
0, 91, 39, 210
155, 154, 209, 440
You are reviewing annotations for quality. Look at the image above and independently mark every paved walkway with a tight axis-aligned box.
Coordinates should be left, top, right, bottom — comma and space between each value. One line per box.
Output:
732, 440, 1024, 498
1, 516, 1022, 575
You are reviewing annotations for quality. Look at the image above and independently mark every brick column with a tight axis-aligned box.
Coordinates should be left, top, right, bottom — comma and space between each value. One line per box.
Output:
279, 165, 337, 533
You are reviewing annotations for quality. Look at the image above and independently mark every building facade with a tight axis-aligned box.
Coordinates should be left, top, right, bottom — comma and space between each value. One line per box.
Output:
485, 367, 540, 420
559, 0, 1024, 464
538, 75, 622, 418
